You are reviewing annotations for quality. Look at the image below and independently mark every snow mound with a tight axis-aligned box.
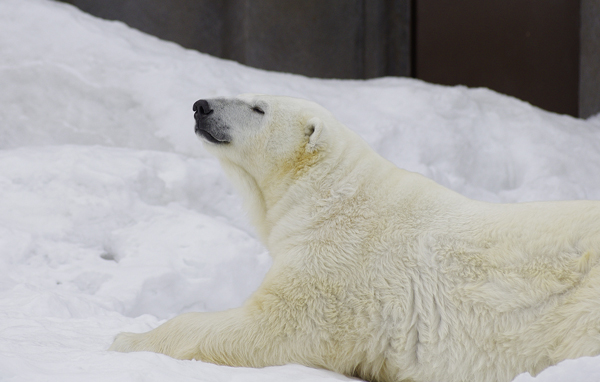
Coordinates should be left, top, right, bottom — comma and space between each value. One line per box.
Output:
0, 0, 599, 381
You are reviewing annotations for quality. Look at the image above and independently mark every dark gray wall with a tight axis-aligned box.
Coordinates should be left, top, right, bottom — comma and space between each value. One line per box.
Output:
59, 0, 226, 58
580, 0, 600, 119
59, 0, 412, 79
225, 0, 411, 79
225, 1, 363, 78
59, 0, 599, 118
415, 0, 580, 117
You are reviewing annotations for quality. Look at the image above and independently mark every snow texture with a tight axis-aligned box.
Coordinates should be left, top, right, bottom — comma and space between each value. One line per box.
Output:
0, 0, 599, 380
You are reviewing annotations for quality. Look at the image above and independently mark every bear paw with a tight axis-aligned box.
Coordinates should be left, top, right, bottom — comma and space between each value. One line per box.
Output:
109, 332, 144, 353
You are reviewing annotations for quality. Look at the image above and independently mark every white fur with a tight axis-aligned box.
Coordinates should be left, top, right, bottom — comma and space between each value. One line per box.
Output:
110, 95, 600, 382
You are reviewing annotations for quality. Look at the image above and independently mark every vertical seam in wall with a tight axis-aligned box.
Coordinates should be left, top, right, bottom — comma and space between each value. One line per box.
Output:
383, 0, 390, 75
243, 0, 249, 63
410, 0, 417, 78
360, 0, 367, 79
575, 0, 585, 118
578, 0, 583, 118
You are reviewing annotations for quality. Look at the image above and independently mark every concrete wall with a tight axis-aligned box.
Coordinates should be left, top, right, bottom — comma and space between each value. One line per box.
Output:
59, 0, 412, 79
59, 0, 599, 118
415, 0, 580, 117
580, 0, 600, 119
59, 0, 226, 58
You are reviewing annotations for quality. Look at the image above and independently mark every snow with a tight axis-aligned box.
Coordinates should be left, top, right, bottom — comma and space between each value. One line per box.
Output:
0, 0, 599, 380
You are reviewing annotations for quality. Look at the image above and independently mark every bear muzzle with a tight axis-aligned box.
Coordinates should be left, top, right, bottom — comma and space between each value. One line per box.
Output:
193, 99, 230, 144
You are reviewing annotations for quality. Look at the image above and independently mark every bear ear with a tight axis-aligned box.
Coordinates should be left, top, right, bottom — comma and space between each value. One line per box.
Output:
305, 117, 324, 153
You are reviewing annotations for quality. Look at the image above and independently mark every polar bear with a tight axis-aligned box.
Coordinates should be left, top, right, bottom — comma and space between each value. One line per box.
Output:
110, 94, 600, 382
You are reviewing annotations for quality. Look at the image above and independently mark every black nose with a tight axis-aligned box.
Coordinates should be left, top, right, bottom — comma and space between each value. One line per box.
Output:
193, 100, 213, 117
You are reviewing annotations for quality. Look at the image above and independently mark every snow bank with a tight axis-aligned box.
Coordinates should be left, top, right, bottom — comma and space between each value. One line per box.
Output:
0, 0, 599, 381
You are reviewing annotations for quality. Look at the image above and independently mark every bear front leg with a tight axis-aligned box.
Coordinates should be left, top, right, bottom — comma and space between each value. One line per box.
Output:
109, 307, 305, 368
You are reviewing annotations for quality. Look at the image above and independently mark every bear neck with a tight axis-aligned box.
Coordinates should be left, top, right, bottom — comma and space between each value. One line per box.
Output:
258, 134, 375, 248
218, 125, 389, 250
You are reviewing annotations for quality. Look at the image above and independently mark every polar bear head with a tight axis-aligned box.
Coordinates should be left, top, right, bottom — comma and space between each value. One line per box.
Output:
194, 94, 335, 161
192, 94, 347, 184
192, 94, 359, 240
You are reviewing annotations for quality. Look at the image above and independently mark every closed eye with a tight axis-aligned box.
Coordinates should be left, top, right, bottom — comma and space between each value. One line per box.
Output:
252, 106, 265, 115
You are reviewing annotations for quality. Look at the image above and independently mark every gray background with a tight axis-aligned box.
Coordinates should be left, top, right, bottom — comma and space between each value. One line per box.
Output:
59, 0, 599, 118
581, 0, 600, 119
